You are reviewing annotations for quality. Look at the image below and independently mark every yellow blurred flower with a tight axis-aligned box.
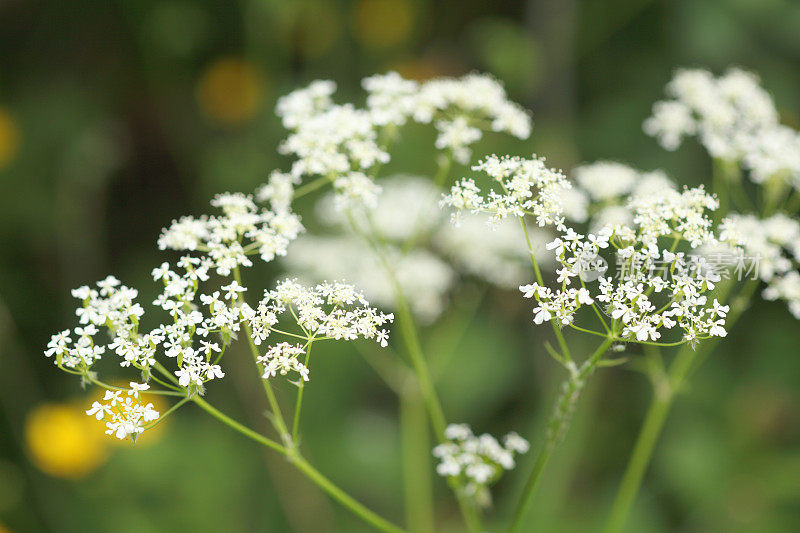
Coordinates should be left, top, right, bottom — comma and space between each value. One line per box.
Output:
25, 403, 108, 479
354, 0, 414, 49
0, 521, 11, 533
0, 108, 20, 171
197, 58, 266, 125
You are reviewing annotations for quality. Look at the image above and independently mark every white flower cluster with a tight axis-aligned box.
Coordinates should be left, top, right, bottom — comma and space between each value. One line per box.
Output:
86, 384, 159, 441
644, 68, 800, 186
46, 260, 244, 395
158, 192, 302, 275
629, 185, 720, 247
433, 424, 529, 507
442, 154, 570, 227
256, 171, 299, 213
566, 162, 676, 229
284, 176, 549, 323
46, 277, 151, 371
152, 259, 241, 391
248, 279, 394, 354
257, 342, 310, 383
46, 178, 394, 438
361, 71, 531, 164
265, 72, 532, 211
521, 186, 734, 344
361, 71, 419, 127
279, 102, 389, 187
45, 276, 141, 370
723, 213, 800, 318
275, 80, 337, 129
411, 74, 531, 163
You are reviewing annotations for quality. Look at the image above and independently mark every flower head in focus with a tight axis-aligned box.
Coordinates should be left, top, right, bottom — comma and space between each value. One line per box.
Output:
520, 184, 737, 346
159, 192, 303, 274
442, 154, 570, 228
86, 385, 160, 442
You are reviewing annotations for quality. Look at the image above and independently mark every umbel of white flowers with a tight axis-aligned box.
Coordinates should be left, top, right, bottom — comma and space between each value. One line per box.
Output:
45, 190, 392, 441
46, 70, 537, 448
644, 68, 800, 185
259, 71, 532, 214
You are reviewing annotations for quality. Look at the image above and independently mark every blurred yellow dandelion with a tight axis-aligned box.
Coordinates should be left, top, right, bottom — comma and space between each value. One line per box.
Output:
354, 0, 414, 49
0, 108, 20, 171
24, 403, 108, 479
197, 58, 266, 125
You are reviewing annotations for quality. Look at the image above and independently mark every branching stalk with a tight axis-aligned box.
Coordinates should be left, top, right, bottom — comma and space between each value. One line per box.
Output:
507, 337, 614, 533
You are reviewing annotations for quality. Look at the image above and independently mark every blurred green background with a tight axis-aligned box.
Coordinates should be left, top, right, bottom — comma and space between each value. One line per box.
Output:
2, 0, 800, 531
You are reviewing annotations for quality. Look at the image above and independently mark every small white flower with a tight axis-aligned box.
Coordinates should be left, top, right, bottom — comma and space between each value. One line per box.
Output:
433, 423, 528, 507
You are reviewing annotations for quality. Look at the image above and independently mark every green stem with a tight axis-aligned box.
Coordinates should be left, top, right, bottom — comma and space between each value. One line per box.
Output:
394, 291, 447, 441
711, 159, 729, 223
353, 211, 482, 532
144, 397, 191, 430
784, 189, 800, 214
507, 337, 614, 533
602, 392, 673, 533
345, 202, 481, 532
400, 382, 436, 533
291, 455, 407, 533
195, 397, 405, 533
291, 341, 313, 443
233, 266, 292, 444
194, 396, 287, 454
293, 175, 330, 199
394, 291, 481, 532
603, 279, 757, 533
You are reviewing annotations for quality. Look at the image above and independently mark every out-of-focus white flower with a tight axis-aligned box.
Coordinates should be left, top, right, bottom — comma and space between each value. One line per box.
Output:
555, 187, 590, 224
283, 235, 455, 325
276, 80, 337, 129
362, 71, 419, 127
724, 213, 800, 318
286, 176, 553, 323
433, 423, 528, 507
573, 161, 638, 201
435, 213, 551, 289
568, 163, 677, 231
644, 68, 800, 188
